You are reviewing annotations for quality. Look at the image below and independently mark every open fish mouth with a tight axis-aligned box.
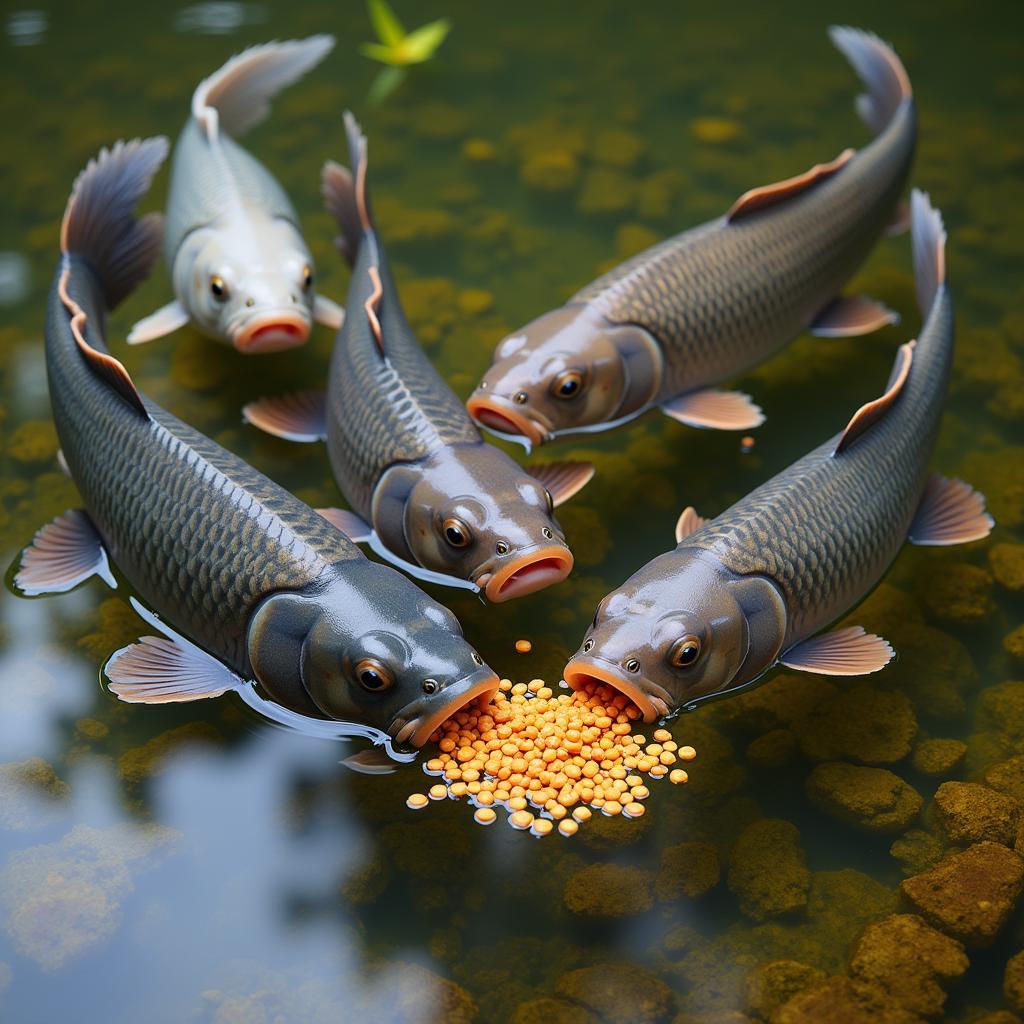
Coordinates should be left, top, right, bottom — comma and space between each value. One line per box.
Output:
479, 545, 574, 602
562, 656, 672, 723
388, 671, 499, 750
466, 395, 549, 445
232, 312, 311, 353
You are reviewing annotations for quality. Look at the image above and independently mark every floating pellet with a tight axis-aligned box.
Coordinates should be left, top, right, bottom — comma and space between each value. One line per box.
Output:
428, 784, 448, 800
653, 728, 672, 743
669, 769, 689, 784
678, 745, 697, 761
532, 819, 554, 836
406, 793, 428, 809
558, 818, 579, 837
515, 639, 532, 654
510, 810, 534, 830
623, 802, 646, 818
474, 807, 497, 825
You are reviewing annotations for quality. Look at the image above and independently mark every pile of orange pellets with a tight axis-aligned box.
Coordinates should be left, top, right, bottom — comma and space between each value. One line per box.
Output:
405, 673, 695, 837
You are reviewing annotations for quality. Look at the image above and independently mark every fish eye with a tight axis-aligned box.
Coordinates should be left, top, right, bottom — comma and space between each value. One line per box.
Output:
443, 517, 471, 548
471, 650, 484, 666
496, 541, 509, 555
302, 264, 314, 291
552, 370, 584, 399
670, 635, 702, 668
355, 657, 394, 692
210, 276, 228, 301
514, 391, 529, 404
422, 678, 439, 695
625, 658, 641, 673
583, 637, 594, 652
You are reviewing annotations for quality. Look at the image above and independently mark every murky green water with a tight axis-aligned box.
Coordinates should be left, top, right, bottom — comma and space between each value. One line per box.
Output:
2, 1, 1023, 1021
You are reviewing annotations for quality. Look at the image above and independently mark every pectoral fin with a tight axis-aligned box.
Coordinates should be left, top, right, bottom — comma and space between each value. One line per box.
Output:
908, 474, 994, 545
128, 300, 190, 345
313, 295, 345, 330
528, 461, 595, 507
242, 390, 327, 442
810, 294, 899, 338
662, 389, 764, 431
780, 626, 894, 676
674, 506, 708, 543
105, 597, 247, 703
316, 507, 372, 543
15, 509, 116, 596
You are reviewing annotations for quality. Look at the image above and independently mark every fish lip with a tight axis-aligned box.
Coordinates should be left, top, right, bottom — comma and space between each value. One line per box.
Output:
478, 545, 574, 602
231, 311, 311, 353
562, 655, 672, 724
466, 395, 550, 445
389, 670, 499, 750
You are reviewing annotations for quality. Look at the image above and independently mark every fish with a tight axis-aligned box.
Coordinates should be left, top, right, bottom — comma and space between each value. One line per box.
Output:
14, 138, 498, 759
466, 27, 916, 451
563, 191, 993, 722
243, 114, 595, 602
128, 37, 345, 353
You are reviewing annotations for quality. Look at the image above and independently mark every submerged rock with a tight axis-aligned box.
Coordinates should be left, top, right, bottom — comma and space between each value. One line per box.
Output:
794, 687, 917, 764
117, 722, 221, 785
655, 841, 721, 901
727, 819, 809, 921
520, 149, 580, 194
1006, 951, 1024, 1014
774, 977, 927, 1024
690, 117, 743, 144
975, 682, 1024, 760
985, 756, 1024, 805
555, 963, 675, 1024
900, 841, 1024, 947
920, 563, 996, 626
510, 997, 598, 1024
1005, 626, 1024, 664
911, 738, 967, 777
744, 960, 825, 1020
6, 420, 58, 464
805, 762, 922, 832
932, 781, 1022, 846
710, 673, 836, 736
848, 913, 968, 1017
746, 728, 799, 769
0, 757, 69, 831
577, 167, 636, 216
370, 962, 477, 1024
990, 543, 1024, 591
563, 863, 654, 917
890, 830, 948, 877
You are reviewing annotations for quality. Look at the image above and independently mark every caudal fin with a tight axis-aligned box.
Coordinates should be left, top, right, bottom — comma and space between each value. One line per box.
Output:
911, 189, 946, 318
322, 111, 372, 267
61, 137, 168, 309
192, 35, 335, 140
829, 26, 912, 136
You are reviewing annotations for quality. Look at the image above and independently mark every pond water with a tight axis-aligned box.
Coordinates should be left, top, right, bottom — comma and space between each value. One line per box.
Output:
1, 1, 1023, 1021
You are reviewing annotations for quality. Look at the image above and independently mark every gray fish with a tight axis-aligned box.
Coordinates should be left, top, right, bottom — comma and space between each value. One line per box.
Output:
563, 192, 992, 722
467, 27, 915, 450
15, 139, 498, 755
128, 37, 345, 353
244, 114, 595, 602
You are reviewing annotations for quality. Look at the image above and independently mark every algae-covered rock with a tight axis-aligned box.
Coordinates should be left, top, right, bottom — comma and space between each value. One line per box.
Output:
933, 781, 1022, 846
1006, 950, 1024, 1014
563, 863, 654, 917
461, 138, 498, 163
6, 420, 58, 464
117, 722, 221, 785
746, 728, 798, 769
555, 963, 675, 1024
520, 150, 580, 193
794, 687, 917, 764
380, 819, 471, 882
710, 673, 837, 735
911, 738, 967, 776
727, 819, 809, 921
1005, 626, 1024, 664
900, 841, 1024, 947
690, 118, 743, 144
655, 841, 720, 901
590, 128, 646, 169
890, 830, 948, 876
774, 977, 927, 1024
615, 222, 660, 260
991, 543, 1024, 591
744, 960, 825, 1020
0, 822, 179, 970
805, 762, 922, 832
848, 913, 969, 1017
366, 962, 477, 1023
986, 757, 1024, 805
920, 563, 996, 626
339, 855, 389, 905
975, 682, 1024, 759
510, 997, 598, 1024
806, 869, 899, 957
957, 449, 1024, 528
577, 166, 636, 216
883, 622, 977, 723
0, 757, 69, 831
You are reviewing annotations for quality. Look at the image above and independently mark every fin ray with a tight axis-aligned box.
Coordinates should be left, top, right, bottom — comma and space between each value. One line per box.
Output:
828, 26, 912, 135
15, 509, 116, 596
780, 625, 894, 676
662, 388, 764, 431
316, 508, 372, 543
243, 390, 327, 443
911, 189, 947, 317
528, 461, 595, 507
811, 294, 899, 338
674, 507, 708, 544
908, 474, 994, 546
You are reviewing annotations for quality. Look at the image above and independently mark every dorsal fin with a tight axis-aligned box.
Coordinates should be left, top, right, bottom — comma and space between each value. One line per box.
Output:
727, 149, 854, 222
833, 341, 914, 455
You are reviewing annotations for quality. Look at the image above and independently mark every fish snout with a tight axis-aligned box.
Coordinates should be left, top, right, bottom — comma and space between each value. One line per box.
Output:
388, 668, 499, 750
562, 653, 672, 723
466, 393, 550, 445
232, 309, 311, 353
478, 543, 573, 602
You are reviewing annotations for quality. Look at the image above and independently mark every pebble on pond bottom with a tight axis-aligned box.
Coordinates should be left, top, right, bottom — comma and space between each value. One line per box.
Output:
406, 676, 695, 836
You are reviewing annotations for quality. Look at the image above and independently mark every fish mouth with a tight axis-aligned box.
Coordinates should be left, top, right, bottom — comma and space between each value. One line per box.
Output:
232, 312, 311, 353
466, 395, 550, 445
478, 545, 574, 602
562, 656, 672, 724
388, 670, 499, 750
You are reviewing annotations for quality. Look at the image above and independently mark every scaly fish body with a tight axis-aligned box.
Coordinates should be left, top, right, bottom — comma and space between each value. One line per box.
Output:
468, 28, 916, 449
564, 192, 992, 721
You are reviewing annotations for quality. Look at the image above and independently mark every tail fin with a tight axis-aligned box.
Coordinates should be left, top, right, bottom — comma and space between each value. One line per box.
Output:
322, 111, 372, 268
911, 189, 947, 317
192, 35, 335, 140
829, 26, 912, 136
61, 137, 168, 309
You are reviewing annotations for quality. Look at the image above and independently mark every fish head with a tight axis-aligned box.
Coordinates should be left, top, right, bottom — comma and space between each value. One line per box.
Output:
563, 551, 786, 721
466, 305, 662, 444
247, 566, 498, 746
176, 219, 317, 352
396, 447, 575, 600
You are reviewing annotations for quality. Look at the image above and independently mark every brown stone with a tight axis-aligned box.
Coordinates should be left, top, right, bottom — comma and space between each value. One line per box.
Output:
933, 782, 1022, 846
555, 963, 675, 1024
744, 960, 825, 1019
774, 977, 927, 1023
727, 819, 809, 921
987, 756, 1024, 806
1006, 950, 1024, 1014
562, 864, 654, 918
794, 687, 917, 764
805, 762, 922, 832
911, 738, 967, 777
655, 842, 720, 902
510, 997, 598, 1024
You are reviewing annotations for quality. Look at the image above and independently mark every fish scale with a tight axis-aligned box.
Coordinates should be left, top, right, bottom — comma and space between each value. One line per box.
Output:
48, 260, 358, 675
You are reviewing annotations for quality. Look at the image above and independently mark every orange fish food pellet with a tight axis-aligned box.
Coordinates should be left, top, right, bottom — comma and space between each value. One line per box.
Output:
514, 639, 533, 654
406, 677, 695, 836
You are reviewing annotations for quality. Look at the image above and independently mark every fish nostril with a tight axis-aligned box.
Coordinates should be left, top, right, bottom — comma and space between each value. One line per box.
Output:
422, 678, 439, 695
542, 528, 553, 540
514, 391, 528, 404
245, 298, 255, 308
625, 658, 641, 673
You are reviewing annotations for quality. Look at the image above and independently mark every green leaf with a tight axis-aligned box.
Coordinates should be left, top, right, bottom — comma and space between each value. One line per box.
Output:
367, 0, 405, 46
369, 66, 407, 105
359, 41, 399, 65
400, 18, 451, 64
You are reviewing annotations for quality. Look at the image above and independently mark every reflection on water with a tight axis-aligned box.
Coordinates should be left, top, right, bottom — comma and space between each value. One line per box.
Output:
1, 0, 1023, 1021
